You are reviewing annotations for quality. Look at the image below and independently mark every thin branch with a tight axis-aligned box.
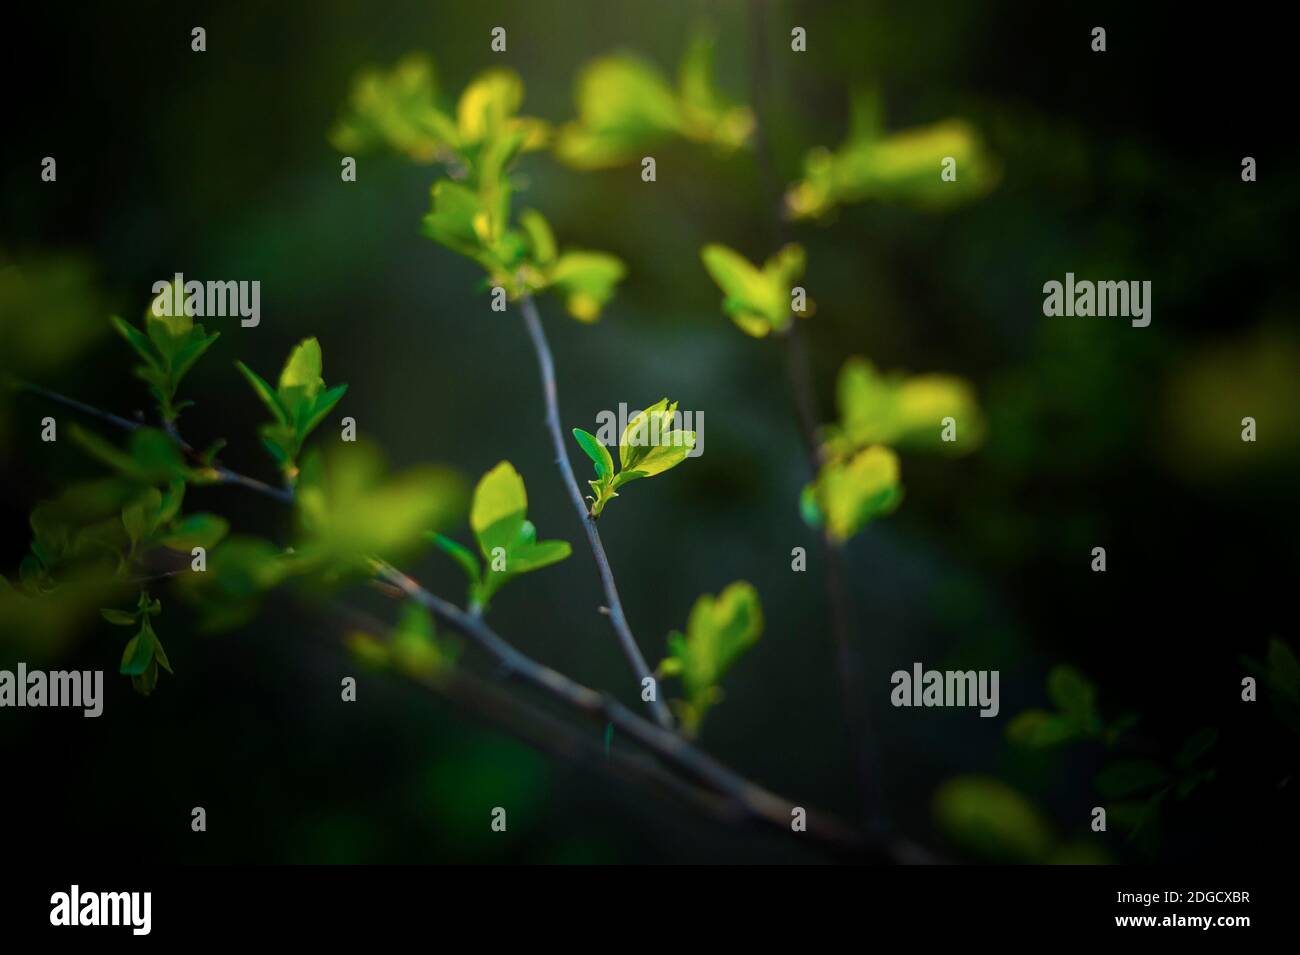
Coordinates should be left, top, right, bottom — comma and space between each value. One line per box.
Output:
20, 375, 922, 858
517, 294, 675, 731
330, 604, 934, 859
372, 561, 898, 854
13, 379, 294, 504
747, 4, 881, 828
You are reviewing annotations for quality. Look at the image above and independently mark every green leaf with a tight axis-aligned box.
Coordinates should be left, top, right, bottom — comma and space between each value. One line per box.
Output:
422, 180, 490, 259
300, 383, 348, 441
554, 55, 683, 168
111, 314, 163, 368
470, 461, 528, 559
329, 54, 456, 162
826, 356, 984, 456
519, 209, 557, 266
572, 428, 613, 480
506, 540, 571, 574
932, 776, 1054, 863
171, 330, 220, 383
1094, 760, 1170, 799
156, 513, 230, 552
1047, 665, 1098, 722
71, 426, 191, 485
786, 91, 998, 219
236, 360, 290, 427
813, 445, 903, 543
293, 442, 465, 573
456, 68, 542, 147
1005, 709, 1080, 748
427, 531, 482, 588
277, 337, 325, 421
659, 581, 762, 736
390, 602, 456, 677
120, 618, 157, 676
547, 251, 626, 323
100, 608, 137, 626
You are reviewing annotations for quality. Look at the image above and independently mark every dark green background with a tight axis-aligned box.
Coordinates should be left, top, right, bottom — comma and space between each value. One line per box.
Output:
2, 1, 1296, 862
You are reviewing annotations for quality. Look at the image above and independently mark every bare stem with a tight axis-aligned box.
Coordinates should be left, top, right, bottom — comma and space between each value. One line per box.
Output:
372, 561, 895, 854
14, 379, 294, 504
19, 367, 917, 856
517, 295, 675, 731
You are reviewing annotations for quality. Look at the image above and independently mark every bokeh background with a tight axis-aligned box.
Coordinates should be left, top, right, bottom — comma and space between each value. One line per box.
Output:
2, 0, 1297, 863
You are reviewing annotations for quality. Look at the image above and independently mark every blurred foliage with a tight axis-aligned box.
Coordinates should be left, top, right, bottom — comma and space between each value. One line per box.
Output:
700, 242, 807, 337
330, 54, 548, 164
332, 55, 625, 321
1161, 323, 1300, 477
555, 29, 753, 168
0, 253, 109, 442
294, 440, 464, 576
786, 89, 998, 219
346, 603, 462, 682
658, 581, 763, 736
1006, 664, 1138, 749
1242, 638, 1300, 735
933, 775, 1108, 864
3, 1, 1295, 866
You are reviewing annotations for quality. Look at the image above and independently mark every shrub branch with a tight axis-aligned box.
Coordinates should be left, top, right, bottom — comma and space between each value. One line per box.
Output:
517, 294, 675, 731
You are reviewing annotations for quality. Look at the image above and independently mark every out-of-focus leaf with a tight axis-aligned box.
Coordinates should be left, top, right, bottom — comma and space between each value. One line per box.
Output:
700, 243, 804, 337
787, 90, 998, 219
933, 776, 1054, 863
659, 581, 762, 736
294, 442, 465, 575
811, 445, 903, 543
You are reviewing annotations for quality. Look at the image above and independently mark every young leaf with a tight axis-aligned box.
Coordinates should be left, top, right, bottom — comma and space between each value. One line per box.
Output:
786, 89, 998, 219
811, 445, 903, 543
470, 461, 528, 560
427, 531, 482, 589
435, 462, 572, 608
572, 428, 613, 480
577, 399, 696, 517
293, 442, 465, 574
547, 251, 626, 323
239, 338, 346, 478
236, 361, 290, 426
700, 243, 804, 337
658, 581, 763, 736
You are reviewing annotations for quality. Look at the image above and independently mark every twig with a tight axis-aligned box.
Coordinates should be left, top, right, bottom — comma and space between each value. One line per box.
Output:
372, 560, 887, 853
747, 3, 881, 828
517, 294, 675, 731
13, 379, 294, 504
21, 375, 923, 858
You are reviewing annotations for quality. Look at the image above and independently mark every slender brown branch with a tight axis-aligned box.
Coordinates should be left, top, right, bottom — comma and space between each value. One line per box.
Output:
22, 376, 923, 858
372, 561, 898, 854
517, 294, 675, 731
13, 379, 294, 504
